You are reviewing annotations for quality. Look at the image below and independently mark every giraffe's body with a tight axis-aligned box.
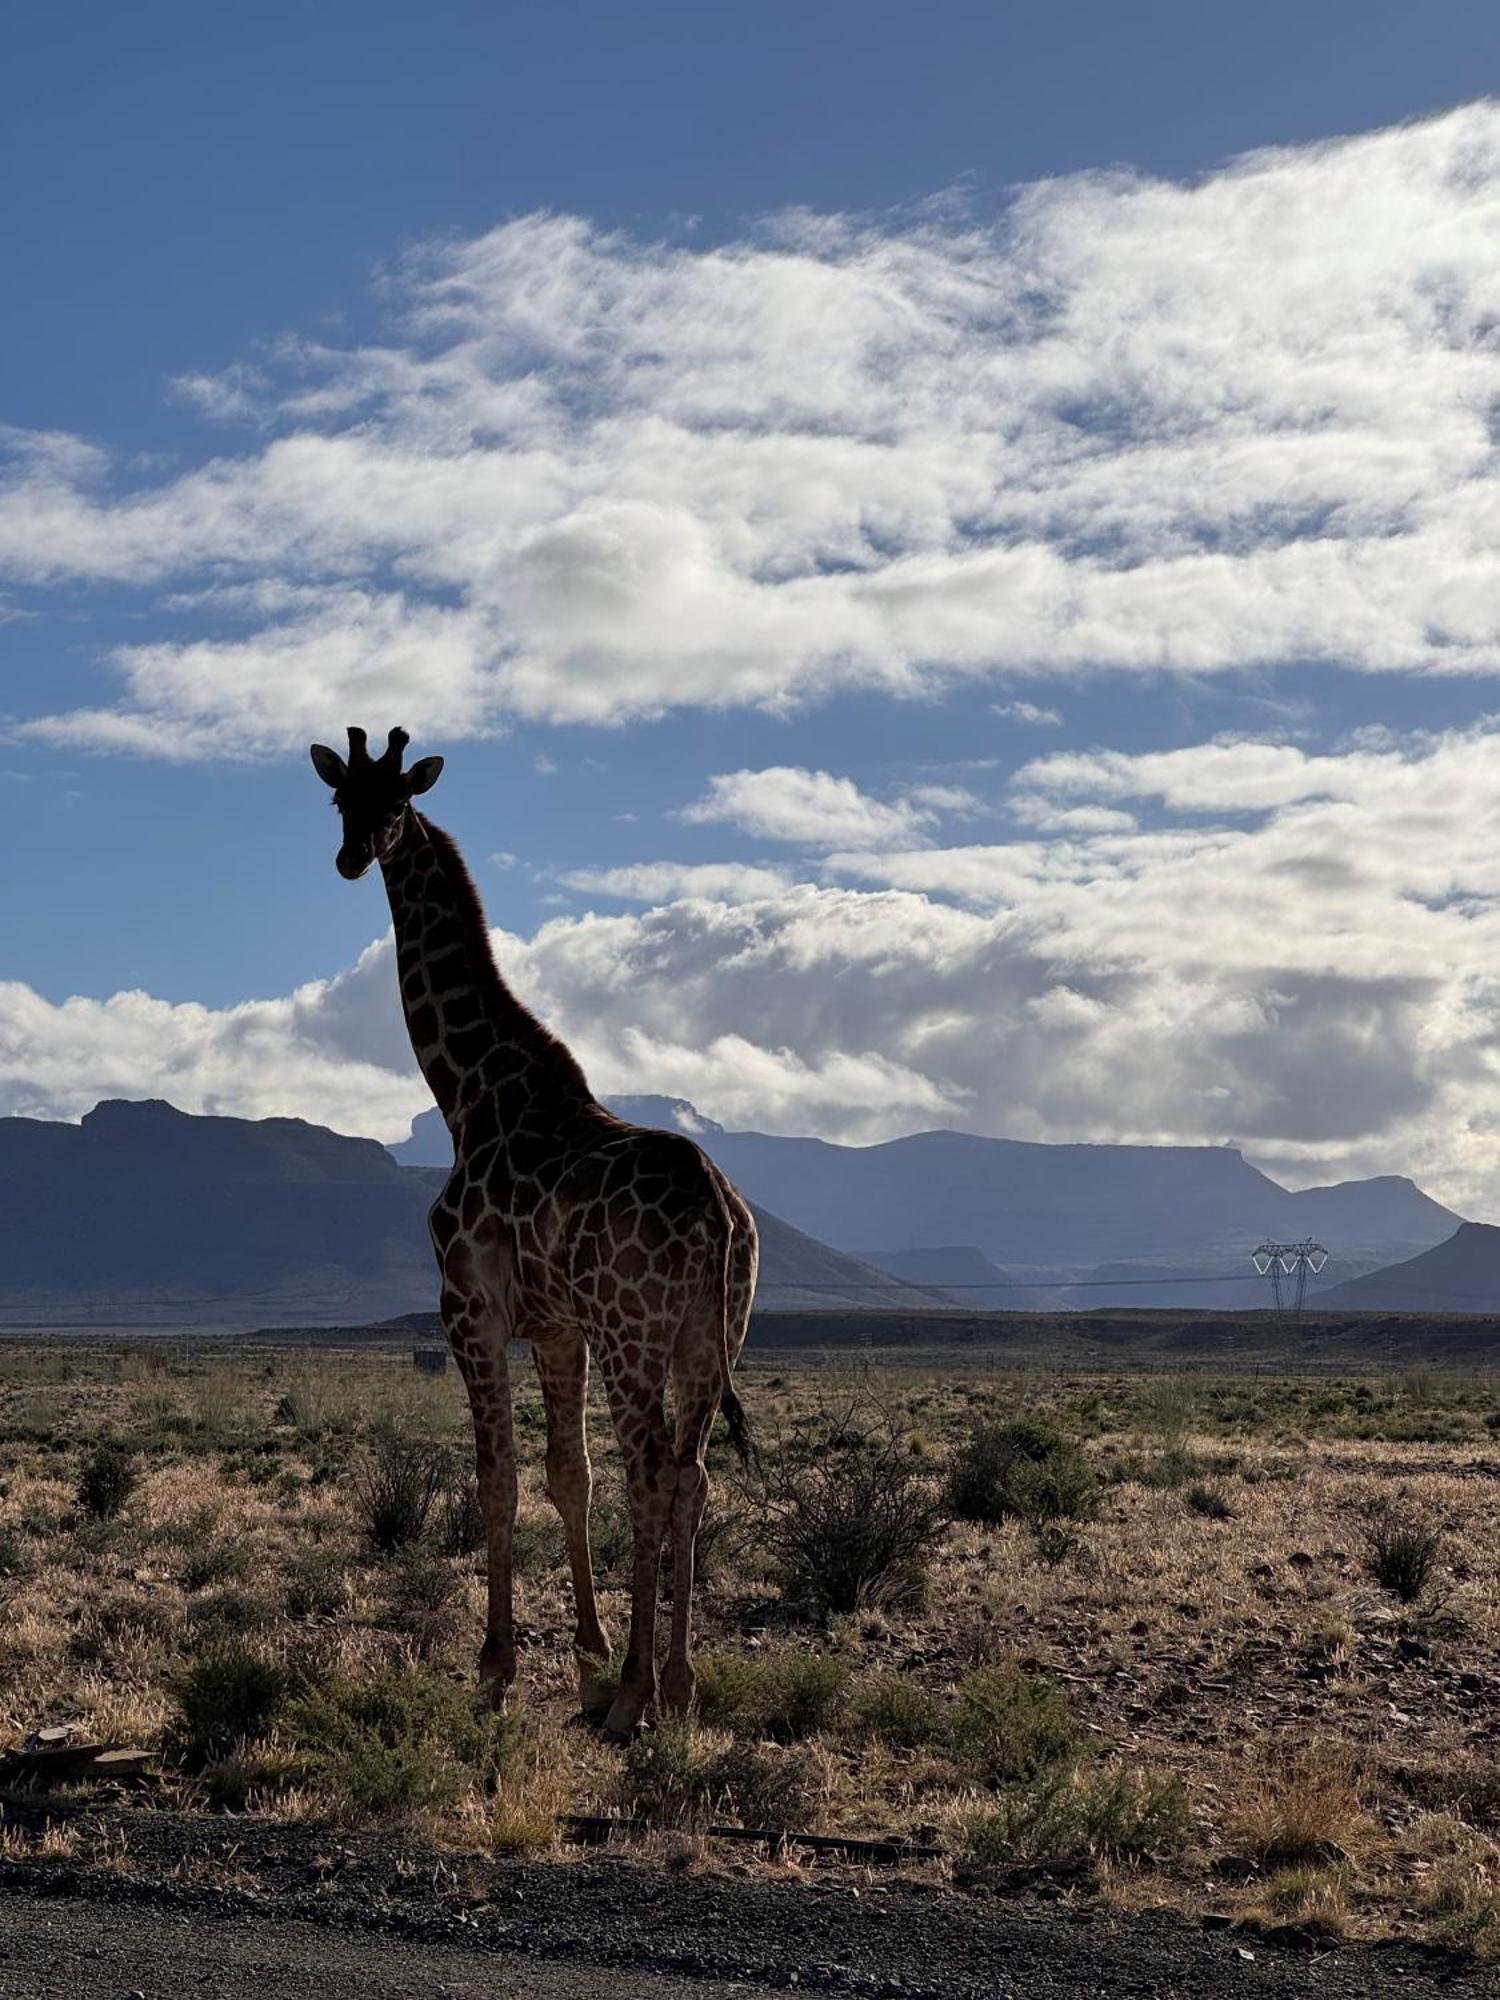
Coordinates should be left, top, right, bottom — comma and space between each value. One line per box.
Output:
312, 728, 757, 1735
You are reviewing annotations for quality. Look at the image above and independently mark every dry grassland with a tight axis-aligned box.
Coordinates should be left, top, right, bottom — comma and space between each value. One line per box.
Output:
3, 1341, 1500, 1957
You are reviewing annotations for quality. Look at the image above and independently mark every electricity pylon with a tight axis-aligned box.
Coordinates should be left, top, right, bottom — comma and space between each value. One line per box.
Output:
1250, 1239, 1329, 1313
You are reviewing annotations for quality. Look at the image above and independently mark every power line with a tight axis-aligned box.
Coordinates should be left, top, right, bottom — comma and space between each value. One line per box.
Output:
756, 1271, 1265, 1292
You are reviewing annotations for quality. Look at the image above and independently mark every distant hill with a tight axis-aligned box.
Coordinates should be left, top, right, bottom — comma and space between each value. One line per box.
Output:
0, 1100, 937, 1327
0, 1099, 439, 1327
859, 1244, 1064, 1310
695, 1129, 1458, 1271
1313, 1223, 1500, 1312
391, 1102, 1461, 1294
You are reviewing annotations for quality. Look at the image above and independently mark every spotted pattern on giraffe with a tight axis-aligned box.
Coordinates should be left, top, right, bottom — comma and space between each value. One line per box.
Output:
310, 725, 758, 1737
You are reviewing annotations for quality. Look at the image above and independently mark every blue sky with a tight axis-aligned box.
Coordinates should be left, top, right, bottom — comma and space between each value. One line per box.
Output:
10, 2, 1500, 1211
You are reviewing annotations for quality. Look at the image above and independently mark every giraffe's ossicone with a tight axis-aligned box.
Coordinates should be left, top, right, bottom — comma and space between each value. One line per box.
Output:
311, 725, 758, 1736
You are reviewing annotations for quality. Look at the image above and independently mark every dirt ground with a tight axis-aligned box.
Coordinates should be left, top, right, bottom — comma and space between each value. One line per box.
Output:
3, 1341, 1500, 1966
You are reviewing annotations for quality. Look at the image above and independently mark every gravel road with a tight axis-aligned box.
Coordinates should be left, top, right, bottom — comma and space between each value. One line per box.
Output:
0, 1892, 759, 1999
0, 1803, 1491, 2000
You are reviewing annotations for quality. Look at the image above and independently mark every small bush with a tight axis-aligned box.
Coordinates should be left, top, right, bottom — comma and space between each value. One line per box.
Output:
1262, 1864, 1352, 1934
76, 1442, 138, 1521
0, 1528, 28, 1577
960, 1769, 1188, 1877
354, 1433, 444, 1552
283, 1547, 352, 1620
384, 1545, 462, 1660
189, 1587, 271, 1640
437, 1469, 486, 1557
1149, 1443, 1203, 1491
758, 1417, 947, 1615
514, 1509, 566, 1581
1186, 1482, 1233, 1520
621, 1715, 817, 1832
174, 1648, 289, 1762
180, 1538, 251, 1593
1234, 1757, 1363, 1869
1364, 1503, 1441, 1602
848, 1671, 945, 1750
1391, 1753, 1500, 1833
588, 1493, 634, 1575
695, 1647, 850, 1741
945, 1418, 1099, 1531
286, 1666, 519, 1817
947, 1663, 1077, 1782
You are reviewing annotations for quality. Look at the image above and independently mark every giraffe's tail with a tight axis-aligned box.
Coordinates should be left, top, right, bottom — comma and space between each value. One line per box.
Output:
718, 1379, 754, 1467
708, 1180, 756, 1470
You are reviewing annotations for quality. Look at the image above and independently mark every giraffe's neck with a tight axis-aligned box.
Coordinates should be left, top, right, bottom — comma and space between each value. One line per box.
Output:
380, 809, 590, 1130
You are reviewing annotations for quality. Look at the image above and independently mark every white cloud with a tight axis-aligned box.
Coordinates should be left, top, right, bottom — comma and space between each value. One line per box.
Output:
14, 719, 1500, 1215
682, 766, 941, 849
10, 107, 1500, 749
0, 946, 421, 1140
993, 701, 1063, 727
560, 861, 794, 903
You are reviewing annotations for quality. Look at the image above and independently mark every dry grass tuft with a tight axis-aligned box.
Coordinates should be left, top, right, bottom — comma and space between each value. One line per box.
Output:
1232, 1754, 1366, 1870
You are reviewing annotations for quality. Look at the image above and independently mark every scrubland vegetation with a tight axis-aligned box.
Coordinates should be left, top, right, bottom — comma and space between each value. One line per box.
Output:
3, 1341, 1500, 1956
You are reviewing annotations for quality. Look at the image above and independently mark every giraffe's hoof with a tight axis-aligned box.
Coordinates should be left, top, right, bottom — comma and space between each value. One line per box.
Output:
602, 1690, 651, 1741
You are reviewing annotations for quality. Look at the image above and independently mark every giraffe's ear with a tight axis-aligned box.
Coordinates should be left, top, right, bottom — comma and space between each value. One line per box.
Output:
406, 755, 444, 795
310, 743, 347, 787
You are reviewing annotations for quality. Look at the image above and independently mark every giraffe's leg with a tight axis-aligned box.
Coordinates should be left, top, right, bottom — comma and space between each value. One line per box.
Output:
532, 1329, 612, 1714
599, 1350, 676, 1741
660, 1372, 716, 1716
448, 1305, 519, 1707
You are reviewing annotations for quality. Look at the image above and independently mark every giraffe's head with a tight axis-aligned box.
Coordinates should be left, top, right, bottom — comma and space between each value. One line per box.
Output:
309, 726, 444, 879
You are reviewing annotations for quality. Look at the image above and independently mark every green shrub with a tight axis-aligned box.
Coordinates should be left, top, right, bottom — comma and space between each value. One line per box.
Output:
354, 1434, 444, 1552
511, 1508, 564, 1578
220, 1446, 282, 1488
1185, 1482, 1233, 1520
947, 1664, 1076, 1782
76, 1442, 139, 1521
758, 1423, 946, 1615
436, 1468, 485, 1557
588, 1493, 634, 1575
285, 1666, 519, 1817
960, 1769, 1188, 1877
383, 1545, 461, 1660
174, 1648, 289, 1762
1364, 1503, 1441, 1603
189, 1587, 271, 1639
848, 1671, 945, 1750
945, 1419, 1099, 1531
180, 1537, 251, 1593
694, 1647, 849, 1741
621, 1715, 816, 1832
283, 1547, 352, 1620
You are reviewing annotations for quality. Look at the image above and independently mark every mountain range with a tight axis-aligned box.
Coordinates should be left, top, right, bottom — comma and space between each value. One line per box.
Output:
0, 1092, 1479, 1331
0, 1099, 942, 1328
397, 1097, 1463, 1307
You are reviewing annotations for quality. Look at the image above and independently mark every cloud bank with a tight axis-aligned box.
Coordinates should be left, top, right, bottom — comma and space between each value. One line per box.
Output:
11, 723, 1500, 1215
9, 106, 1500, 751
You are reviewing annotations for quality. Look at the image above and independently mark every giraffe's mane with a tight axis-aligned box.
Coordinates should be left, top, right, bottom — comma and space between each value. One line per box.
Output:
416, 813, 593, 1101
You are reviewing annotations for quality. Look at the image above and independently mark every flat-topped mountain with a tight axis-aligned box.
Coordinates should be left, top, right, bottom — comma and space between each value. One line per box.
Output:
694, 1127, 1457, 1269
0, 1099, 939, 1327
0, 1099, 440, 1326
394, 1100, 1460, 1303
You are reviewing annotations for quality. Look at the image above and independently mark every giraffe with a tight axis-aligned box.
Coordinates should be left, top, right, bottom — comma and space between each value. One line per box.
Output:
310, 726, 758, 1738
